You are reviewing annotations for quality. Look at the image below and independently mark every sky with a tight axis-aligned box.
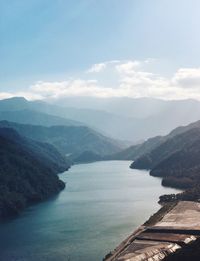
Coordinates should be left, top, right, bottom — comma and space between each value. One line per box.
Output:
1, 0, 200, 100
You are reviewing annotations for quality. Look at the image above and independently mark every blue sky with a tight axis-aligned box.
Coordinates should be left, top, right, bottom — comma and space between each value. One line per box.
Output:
1, 0, 200, 100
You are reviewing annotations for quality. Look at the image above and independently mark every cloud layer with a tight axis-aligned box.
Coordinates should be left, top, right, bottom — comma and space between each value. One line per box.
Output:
2, 60, 200, 100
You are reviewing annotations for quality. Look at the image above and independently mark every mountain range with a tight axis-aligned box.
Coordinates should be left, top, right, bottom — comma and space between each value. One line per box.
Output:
0, 109, 82, 127
2, 97, 200, 141
0, 121, 123, 162
2, 96, 200, 218
48, 96, 200, 141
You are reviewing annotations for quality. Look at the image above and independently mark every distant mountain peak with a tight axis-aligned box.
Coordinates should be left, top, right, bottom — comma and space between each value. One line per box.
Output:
2, 96, 28, 102
0, 96, 29, 111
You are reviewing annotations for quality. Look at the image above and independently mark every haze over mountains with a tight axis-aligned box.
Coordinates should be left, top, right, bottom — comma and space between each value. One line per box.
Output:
122, 119, 200, 203
51, 96, 200, 118
0, 121, 122, 162
2, 96, 200, 141
131, 119, 200, 171
0, 110, 82, 127
2, 95, 200, 218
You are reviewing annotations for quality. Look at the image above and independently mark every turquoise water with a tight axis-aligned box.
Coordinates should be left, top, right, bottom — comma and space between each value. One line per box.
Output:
0, 161, 180, 261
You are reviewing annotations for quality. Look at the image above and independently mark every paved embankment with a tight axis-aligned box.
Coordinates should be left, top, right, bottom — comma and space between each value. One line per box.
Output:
104, 201, 200, 261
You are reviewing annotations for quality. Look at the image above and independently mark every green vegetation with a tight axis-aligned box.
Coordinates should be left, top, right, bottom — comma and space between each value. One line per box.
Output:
0, 109, 81, 127
130, 121, 200, 203
0, 121, 122, 161
0, 128, 69, 220
72, 151, 102, 163
106, 136, 163, 161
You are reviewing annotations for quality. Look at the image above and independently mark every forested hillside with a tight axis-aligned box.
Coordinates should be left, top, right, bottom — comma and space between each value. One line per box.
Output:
0, 128, 70, 219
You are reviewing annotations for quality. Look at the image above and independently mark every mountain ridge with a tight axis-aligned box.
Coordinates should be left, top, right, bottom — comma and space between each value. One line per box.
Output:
0, 127, 70, 219
2, 97, 200, 141
0, 121, 123, 161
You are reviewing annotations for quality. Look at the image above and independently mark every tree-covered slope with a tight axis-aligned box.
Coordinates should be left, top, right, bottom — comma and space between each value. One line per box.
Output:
131, 128, 200, 170
0, 121, 123, 160
150, 136, 200, 190
129, 121, 200, 202
106, 136, 163, 161
112, 118, 200, 163
0, 109, 82, 127
0, 128, 70, 220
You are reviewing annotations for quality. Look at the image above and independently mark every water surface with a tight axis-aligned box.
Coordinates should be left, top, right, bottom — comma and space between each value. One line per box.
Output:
0, 161, 180, 261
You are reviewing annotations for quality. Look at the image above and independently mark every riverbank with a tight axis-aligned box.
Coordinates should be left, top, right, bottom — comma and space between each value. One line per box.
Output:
0, 161, 180, 261
104, 201, 200, 261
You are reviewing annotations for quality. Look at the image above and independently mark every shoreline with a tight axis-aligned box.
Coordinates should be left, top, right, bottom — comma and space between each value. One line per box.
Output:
103, 201, 200, 261
103, 202, 176, 261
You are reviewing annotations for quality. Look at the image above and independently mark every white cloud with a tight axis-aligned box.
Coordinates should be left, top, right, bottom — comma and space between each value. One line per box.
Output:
87, 63, 107, 73
0, 92, 14, 100
30, 79, 115, 98
2, 60, 200, 101
172, 68, 200, 88
0, 91, 44, 101
87, 60, 120, 73
115, 60, 141, 75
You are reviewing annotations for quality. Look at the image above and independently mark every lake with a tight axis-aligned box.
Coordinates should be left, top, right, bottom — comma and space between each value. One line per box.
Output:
0, 161, 181, 261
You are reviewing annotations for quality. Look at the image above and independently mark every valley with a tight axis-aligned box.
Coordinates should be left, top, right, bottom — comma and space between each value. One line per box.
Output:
2, 2, 200, 260
0, 161, 180, 261
0, 97, 200, 260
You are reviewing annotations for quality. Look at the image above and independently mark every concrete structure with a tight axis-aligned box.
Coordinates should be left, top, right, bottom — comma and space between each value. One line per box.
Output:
104, 201, 200, 261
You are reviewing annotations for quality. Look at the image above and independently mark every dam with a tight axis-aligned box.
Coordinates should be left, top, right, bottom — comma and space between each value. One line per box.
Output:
104, 201, 200, 261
